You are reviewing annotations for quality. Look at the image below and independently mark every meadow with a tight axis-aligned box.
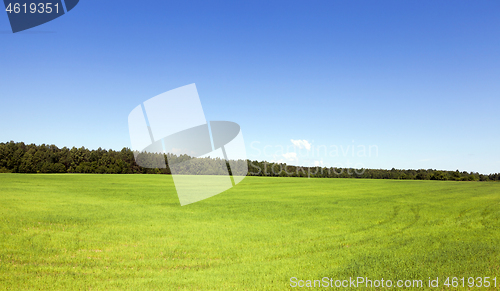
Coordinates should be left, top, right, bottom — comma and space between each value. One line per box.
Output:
0, 174, 499, 290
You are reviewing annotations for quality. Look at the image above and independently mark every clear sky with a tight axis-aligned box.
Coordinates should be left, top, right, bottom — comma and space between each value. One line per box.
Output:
1, 0, 499, 174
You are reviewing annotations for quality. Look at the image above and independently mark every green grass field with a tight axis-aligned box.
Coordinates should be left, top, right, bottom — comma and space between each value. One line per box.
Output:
0, 174, 499, 290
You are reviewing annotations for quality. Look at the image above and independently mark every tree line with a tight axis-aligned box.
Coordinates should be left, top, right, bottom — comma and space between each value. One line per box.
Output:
246, 160, 499, 181
0, 141, 499, 182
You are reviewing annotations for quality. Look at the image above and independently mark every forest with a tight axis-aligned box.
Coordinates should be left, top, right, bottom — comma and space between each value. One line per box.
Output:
1, 141, 499, 181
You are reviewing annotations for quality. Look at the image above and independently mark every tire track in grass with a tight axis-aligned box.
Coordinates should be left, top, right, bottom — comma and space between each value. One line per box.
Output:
397, 205, 421, 233
352, 204, 421, 248
455, 206, 479, 226
481, 201, 500, 228
377, 205, 400, 227
455, 201, 499, 229
347, 204, 401, 235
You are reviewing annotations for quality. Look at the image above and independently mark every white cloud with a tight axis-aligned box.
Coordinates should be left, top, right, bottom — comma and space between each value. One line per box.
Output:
291, 139, 311, 150
170, 148, 196, 156
271, 152, 298, 164
269, 140, 313, 165
282, 152, 297, 161
171, 148, 184, 154
314, 160, 324, 167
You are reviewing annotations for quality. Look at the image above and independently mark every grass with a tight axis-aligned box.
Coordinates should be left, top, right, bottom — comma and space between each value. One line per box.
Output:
0, 174, 499, 290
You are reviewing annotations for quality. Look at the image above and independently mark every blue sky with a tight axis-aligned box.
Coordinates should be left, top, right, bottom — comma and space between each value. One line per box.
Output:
1, 0, 499, 173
